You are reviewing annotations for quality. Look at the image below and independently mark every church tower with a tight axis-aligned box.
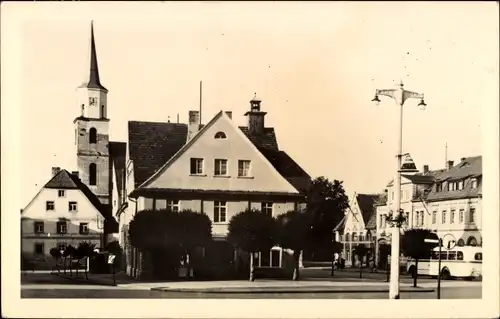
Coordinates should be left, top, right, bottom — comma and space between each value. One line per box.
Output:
74, 21, 110, 205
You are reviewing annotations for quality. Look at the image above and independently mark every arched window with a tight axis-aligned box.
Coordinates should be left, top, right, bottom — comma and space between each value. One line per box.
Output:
457, 239, 465, 247
359, 234, 364, 242
345, 233, 350, 242
214, 131, 227, 139
89, 128, 97, 144
467, 236, 477, 247
89, 163, 97, 186
352, 232, 358, 242
366, 232, 372, 242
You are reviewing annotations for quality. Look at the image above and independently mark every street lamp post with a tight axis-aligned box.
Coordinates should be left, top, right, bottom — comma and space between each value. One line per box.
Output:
372, 81, 426, 299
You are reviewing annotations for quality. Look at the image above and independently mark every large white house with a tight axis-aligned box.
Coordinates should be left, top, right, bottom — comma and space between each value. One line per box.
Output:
375, 156, 482, 264
118, 102, 311, 277
21, 168, 117, 267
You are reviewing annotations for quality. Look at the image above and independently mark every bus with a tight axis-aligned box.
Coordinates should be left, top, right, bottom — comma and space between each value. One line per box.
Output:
406, 246, 482, 280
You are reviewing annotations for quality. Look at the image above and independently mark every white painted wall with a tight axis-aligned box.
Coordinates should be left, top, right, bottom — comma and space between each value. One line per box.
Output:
21, 187, 105, 255
144, 112, 298, 194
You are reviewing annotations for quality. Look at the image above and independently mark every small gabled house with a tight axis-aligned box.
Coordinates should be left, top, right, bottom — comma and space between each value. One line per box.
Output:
335, 193, 380, 267
21, 168, 118, 268
118, 97, 311, 277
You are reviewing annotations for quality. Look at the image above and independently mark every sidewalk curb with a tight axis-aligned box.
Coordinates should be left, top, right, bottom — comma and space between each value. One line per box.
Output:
51, 272, 118, 287
150, 287, 435, 294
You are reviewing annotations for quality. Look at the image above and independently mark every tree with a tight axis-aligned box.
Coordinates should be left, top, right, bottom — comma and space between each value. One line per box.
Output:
227, 208, 276, 281
75, 242, 96, 279
353, 243, 369, 278
401, 229, 439, 287
49, 247, 62, 274
275, 210, 311, 281
178, 209, 212, 278
62, 245, 76, 276
128, 208, 212, 279
305, 177, 349, 260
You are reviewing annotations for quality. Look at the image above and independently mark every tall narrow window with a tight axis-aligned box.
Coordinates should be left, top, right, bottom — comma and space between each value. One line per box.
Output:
442, 210, 447, 224
469, 208, 476, 223
190, 158, 204, 175
89, 128, 97, 144
214, 159, 228, 176
214, 201, 227, 223
238, 160, 251, 177
459, 209, 464, 223
101, 105, 105, 118
89, 163, 97, 185
432, 211, 437, 224
450, 209, 455, 224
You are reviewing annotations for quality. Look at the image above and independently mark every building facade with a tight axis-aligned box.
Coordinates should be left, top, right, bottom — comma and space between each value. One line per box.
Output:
119, 101, 311, 277
375, 156, 482, 265
334, 193, 380, 267
21, 169, 111, 267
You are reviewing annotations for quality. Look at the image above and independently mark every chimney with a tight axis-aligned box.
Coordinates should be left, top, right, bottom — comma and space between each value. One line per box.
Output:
244, 93, 267, 135
187, 110, 201, 141
423, 165, 429, 174
51, 167, 61, 177
72, 171, 80, 180
225, 111, 232, 119
447, 160, 454, 170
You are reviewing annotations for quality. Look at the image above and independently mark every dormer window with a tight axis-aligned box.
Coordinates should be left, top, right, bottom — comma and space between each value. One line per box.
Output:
458, 180, 464, 190
214, 132, 227, 139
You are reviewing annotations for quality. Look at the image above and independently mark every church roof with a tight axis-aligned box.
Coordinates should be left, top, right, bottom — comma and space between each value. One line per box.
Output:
80, 21, 108, 92
127, 119, 310, 193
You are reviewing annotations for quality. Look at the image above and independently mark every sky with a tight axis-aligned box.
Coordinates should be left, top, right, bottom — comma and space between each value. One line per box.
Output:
2, 2, 498, 208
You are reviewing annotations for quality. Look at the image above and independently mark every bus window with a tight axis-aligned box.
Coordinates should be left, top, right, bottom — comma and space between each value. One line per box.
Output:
440, 252, 448, 260
431, 251, 439, 260
457, 251, 464, 260
448, 251, 457, 260
474, 253, 482, 261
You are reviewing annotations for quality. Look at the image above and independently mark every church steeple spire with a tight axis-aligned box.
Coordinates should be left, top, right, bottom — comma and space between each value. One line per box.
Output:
85, 21, 107, 92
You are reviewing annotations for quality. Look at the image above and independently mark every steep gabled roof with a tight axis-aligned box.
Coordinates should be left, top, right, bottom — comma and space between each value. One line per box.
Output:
356, 193, 379, 225
127, 116, 310, 193
365, 212, 377, 230
110, 141, 127, 199
128, 121, 188, 187
44, 169, 79, 189
239, 127, 278, 150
